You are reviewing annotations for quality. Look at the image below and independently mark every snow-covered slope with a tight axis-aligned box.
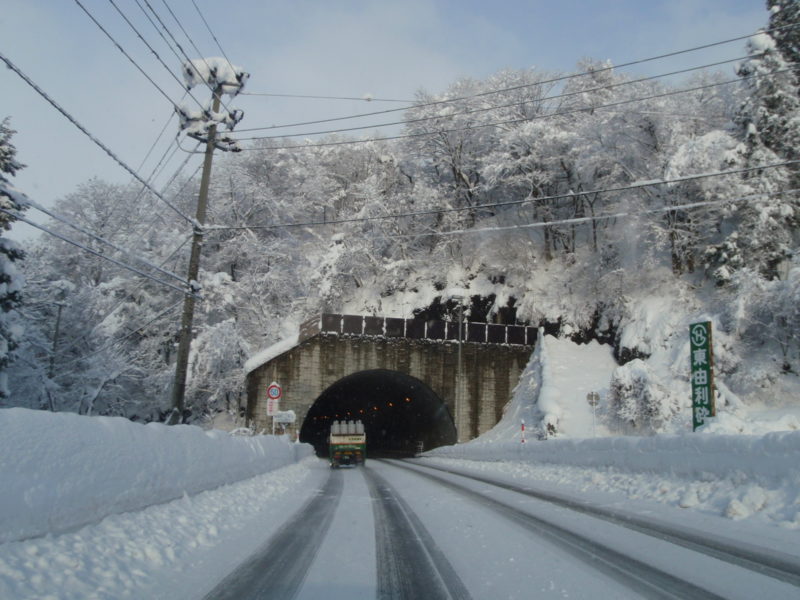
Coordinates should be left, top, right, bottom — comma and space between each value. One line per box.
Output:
428, 332, 800, 529
479, 333, 618, 442
0, 408, 313, 544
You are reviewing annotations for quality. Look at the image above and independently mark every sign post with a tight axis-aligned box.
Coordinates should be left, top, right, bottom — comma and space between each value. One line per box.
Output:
689, 322, 716, 431
266, 382, 282, 434
586, 392, 600, 437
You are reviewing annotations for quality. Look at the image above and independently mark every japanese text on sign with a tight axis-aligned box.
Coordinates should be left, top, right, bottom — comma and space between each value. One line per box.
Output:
689, 321, 715, 430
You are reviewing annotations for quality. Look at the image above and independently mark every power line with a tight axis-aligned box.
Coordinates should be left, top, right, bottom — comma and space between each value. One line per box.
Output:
235, 23, 799, 134
73, 0, 180, 109
137, 147, 204, 240
190, 0, 233, 67
396, 188, 800, 239
159, 0, 223, 84
133, 0, 191, 69
234, 54, 752, 139
235, 64, 790, 151
0, 207, 196, 297
20, 192, 188, 285
159, 0, 211, 61
240, 91, 414, 103
135, 104, 181, 173
53, 234, 193, 358
0, 50, 198, 227
103, 0, 207, 112
206, 159, 800, 232
52, 299, 184, 373
139, 0, 236, 114
78, 111, 177, 242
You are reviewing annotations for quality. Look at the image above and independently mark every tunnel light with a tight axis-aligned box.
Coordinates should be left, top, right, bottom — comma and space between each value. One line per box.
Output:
388, 402, 393, 407
405, 397, 412, 403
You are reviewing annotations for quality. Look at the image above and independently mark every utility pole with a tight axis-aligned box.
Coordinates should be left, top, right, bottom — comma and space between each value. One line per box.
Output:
48, 302, 65, 380
168, 85, 222, 425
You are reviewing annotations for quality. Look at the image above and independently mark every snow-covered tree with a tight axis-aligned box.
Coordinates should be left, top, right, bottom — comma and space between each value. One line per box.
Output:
607, 359, 680, 433
725, 5, 800, 281
0, 118, 27, 398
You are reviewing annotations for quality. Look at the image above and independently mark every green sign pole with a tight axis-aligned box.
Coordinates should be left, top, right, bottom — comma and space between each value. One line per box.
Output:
689, 321, 716, 430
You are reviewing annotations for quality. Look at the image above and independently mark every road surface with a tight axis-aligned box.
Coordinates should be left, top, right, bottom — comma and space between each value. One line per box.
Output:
203, 459, 800, 599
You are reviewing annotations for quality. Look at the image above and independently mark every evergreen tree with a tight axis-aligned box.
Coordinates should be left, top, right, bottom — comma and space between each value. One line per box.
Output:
0, 118, 27, 398
766, 0, 800, 73
711, 3, 800, 282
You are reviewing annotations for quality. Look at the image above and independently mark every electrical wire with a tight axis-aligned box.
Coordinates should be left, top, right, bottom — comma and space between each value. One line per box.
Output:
0, 50, 198, 227
234, 64, 791, 151
52, 299, 184, 373
206, 159, 800, 232
73, 0, 180, 110
234, 54, 753, 139
134, 0, 191, 69
19, 193, 189, 285
135, 104, 182, 173
159, 0, 224, 82
239, 91, 414, 103
395, 188, 800, 239
191, 0, 233, 68
0, 207, 196, 297
69, 112, 178, 243
104, 0, 208, 112
140, 0, 236, 114
53, 234, 193, 358
235, 23, 799, 133
137, 147, 204, 240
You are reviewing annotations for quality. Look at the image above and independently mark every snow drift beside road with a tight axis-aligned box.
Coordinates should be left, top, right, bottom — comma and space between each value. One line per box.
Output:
428, 333, 800, 529
0, 408, 313, 544
430, 431, 800, 485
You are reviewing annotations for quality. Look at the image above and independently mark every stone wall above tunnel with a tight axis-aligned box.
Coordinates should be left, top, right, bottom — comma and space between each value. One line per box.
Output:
246, 332, 534, 443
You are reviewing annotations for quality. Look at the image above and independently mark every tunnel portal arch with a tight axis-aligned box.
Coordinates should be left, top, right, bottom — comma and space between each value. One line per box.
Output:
299, 369, 457, 457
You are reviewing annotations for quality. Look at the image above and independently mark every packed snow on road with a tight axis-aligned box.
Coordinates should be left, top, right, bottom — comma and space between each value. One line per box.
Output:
1, 334, 798, 599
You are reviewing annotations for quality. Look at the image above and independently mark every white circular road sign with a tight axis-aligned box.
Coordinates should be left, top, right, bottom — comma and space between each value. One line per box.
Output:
267, 382, 282, 400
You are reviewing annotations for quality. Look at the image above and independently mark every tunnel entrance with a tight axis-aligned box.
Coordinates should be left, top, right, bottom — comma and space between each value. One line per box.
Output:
299, 369, 457, 458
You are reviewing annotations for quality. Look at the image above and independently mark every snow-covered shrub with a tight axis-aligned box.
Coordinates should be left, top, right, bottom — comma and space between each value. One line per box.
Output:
607, 359, 680, 434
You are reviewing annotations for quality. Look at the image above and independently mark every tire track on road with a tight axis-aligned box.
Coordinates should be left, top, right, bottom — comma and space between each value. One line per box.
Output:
385, 460, 725, 600
403, 459, 800, 587
204, 469, 343, 600
364, 466, 472, 600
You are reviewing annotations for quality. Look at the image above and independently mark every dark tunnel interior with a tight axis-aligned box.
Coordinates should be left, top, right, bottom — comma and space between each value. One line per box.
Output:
299, 369, 457, 458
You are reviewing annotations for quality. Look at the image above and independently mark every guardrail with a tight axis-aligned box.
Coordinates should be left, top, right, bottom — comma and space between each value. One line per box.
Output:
299, 313, 537, 346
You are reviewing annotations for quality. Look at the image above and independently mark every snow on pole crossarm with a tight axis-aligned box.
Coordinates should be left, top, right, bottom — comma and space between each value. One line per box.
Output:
182, 57, 249, 97
0, 408, 313, 544
179, 57, 249, 151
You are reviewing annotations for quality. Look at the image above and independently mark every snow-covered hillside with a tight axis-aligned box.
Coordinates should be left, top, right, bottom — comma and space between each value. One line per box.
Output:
5, 3, 799, 426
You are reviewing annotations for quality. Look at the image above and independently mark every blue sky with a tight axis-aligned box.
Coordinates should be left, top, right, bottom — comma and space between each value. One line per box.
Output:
1, 1, 769, 239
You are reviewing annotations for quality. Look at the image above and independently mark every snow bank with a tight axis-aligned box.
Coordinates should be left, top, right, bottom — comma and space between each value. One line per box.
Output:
428, 431, 800, 486
0, 408, 313, 544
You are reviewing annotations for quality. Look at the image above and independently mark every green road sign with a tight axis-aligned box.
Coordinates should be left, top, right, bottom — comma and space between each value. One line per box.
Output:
689, 321, 716, 430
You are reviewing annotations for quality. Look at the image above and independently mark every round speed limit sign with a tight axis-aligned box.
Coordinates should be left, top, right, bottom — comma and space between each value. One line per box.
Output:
266, 382, 282, 416
267, 382, 282, 400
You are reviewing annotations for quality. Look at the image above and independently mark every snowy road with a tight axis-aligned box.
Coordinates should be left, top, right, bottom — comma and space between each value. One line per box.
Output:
202, 460, 800, 599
